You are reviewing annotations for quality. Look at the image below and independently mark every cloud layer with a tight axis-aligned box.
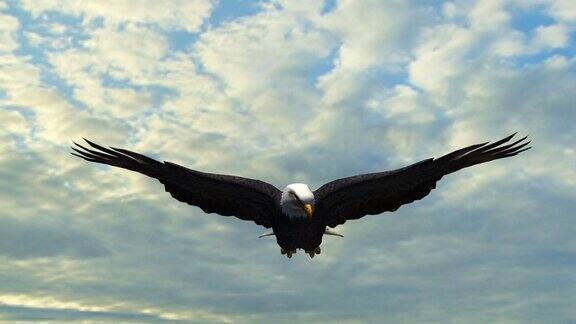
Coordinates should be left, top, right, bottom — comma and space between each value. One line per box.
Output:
1, 0, 575, 322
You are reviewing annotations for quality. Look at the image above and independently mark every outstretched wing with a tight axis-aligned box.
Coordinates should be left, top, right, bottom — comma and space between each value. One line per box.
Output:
314, 133, 531, 228
71, 139, 281, 228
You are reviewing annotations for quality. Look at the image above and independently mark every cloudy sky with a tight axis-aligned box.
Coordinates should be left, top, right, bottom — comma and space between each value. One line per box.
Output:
1, 0, 575, 322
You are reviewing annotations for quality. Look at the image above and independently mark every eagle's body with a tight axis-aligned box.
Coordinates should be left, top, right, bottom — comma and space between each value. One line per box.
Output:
71, 133, 530, 258
274, 213, 324, 252
276, 183, 323, 251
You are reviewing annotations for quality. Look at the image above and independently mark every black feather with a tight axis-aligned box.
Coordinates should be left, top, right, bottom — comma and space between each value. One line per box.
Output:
314, 133, 531, 228
71, 139, 281, 228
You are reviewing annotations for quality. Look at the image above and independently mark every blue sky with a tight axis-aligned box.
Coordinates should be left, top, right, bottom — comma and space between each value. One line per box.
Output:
1, 0, 575, 322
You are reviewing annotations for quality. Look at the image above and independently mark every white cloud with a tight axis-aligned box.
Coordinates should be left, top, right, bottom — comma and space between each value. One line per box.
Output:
1, 0, 576, 322
533, 23, 570, 49
547, 0, 576, 23
468, 1, 510, 30
195, 0, 333, 137
490, 30, 528, 57
5, 85, 130, 145
0, 12, 20, 53
18, 0, 215, 32
410, 26, 472, 105
0, 110, 28, 137
321, 0, 431, 72
47, 23, 170, 85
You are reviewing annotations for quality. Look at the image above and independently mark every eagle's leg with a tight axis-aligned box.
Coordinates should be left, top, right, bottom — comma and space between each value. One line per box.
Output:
305, 247, 320, 258
281, 248, 296, 258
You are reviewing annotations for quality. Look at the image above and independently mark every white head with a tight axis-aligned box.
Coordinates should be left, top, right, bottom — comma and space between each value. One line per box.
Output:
280, 183, 315, 221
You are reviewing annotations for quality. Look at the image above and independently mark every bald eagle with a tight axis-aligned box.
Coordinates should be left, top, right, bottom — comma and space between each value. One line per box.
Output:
71, 133, 530, 258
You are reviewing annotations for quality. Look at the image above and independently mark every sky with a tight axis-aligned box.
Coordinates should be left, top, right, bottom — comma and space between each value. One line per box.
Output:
0, 0, 575, 322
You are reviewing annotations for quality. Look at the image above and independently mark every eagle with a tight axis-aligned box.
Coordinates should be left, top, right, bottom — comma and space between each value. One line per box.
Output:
71, 133, 530, 258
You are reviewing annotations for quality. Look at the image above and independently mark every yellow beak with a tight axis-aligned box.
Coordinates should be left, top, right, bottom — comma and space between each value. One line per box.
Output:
303, 204, 313, 222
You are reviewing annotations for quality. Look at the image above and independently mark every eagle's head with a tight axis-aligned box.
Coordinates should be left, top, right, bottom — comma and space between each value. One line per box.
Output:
280, 183, 314, 222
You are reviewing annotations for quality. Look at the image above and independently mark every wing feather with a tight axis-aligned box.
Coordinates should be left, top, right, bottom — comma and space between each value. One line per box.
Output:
71, 139, 281, 228
314, 133, 531, 228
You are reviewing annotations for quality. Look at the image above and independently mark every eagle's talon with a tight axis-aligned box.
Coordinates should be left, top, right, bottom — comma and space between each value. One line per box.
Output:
305, 250, 317, 258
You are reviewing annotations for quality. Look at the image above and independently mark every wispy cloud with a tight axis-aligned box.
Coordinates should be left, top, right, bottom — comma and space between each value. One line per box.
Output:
1, 0, 575, 322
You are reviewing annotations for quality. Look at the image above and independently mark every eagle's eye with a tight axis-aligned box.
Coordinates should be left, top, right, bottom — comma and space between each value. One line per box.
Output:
290, 192, 303, 205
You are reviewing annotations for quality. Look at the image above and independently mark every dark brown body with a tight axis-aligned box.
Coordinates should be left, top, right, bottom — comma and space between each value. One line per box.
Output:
272, 210, 325, 251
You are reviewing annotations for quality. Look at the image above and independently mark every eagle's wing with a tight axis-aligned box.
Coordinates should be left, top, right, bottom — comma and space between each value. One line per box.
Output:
314, 133, 530, 228
71, 139, 281, 228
